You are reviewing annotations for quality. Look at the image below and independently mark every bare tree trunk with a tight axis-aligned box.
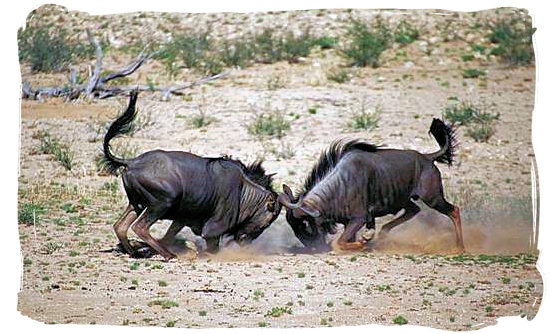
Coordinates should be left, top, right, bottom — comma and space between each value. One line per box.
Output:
21, 31, 228, 102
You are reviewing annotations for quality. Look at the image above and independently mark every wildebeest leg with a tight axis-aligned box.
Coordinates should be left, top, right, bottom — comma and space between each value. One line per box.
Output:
379, 201, 421, 237
159, 220, 185, 245
429, 200, 464, 251
113, 204, 138, 254
336, 218, 367, 251
131, 208, 176, 260
416, 169, 464, 251
205, 237, 220, 253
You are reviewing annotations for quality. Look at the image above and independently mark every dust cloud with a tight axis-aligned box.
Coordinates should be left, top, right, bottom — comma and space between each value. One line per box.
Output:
158, 196, 537, 258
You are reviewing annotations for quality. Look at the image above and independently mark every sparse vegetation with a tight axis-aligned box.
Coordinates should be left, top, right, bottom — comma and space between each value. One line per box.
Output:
488, 16, 536, 65
466, 122, 496, 142
327, 67, 351, 83
37, 131, 74, 170
462, 68, 485, 78
147, 299, 179, 309
265, 306, 293, 317
442, 98, 499, 142
18, 26, 100, 72
342, 18, 392, 67
349, 103, 381, 131
393, 315, 408, 325
394, 20, 419, 45
18, 202, 46, 225
249, 111, 290, 138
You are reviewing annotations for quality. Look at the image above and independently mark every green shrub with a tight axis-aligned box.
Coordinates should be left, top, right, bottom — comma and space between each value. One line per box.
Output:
265, 306, 293, 317
281, 30, 316, 60
316, 36, 338, 49
254, 29, 284, 64
18, 202, 46, 225
488, 16, 536, 65
155, 32, 212, 77
38, 131, 74, 170
18, 27, 72, 72
393, 315, 408, 325
443, 99, 499, 142
442, 100, 499, 125
394, 20, 419, 45
462, 68, 485, 78
466, 122, 496, 142
349, 104, 381, 131
249, 111, 290, 138
461, 54, 474, 62
327, 68, 351, 83
220, 39, 255, 68
18, 26, 104, 72
342, 18, 392, 67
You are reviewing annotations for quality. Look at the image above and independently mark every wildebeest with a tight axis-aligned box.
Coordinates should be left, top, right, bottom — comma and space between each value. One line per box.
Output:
102, 92, 281, 260
277, 118, 463, 253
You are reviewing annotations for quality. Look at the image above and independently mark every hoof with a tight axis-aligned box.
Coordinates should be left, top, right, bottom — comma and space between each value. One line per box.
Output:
131, 246, 156, 259
361, 228, 376, 242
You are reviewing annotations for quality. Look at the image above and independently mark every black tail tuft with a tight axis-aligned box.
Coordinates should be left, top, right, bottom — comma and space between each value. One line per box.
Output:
102, 91, 139, 174
429, 118, 458, 165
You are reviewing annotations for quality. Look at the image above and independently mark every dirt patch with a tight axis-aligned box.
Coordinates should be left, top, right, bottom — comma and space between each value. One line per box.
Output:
21, 100, 118, 121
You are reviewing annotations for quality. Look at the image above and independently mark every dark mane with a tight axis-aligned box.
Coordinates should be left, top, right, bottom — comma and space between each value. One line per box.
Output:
302, 139, 378, 194
210, 156, 274, 192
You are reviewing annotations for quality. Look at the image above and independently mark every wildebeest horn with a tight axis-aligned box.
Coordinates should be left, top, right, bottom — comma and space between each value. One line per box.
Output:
277, 194, 321, 218
277, 193, 303, 209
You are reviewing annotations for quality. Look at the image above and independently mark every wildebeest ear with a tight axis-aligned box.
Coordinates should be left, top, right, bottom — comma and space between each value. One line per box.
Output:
282, 184, 294, 199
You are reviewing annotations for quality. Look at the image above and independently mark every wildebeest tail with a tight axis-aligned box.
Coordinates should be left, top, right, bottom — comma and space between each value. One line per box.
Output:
102, 91, 138, 174
426, 118, 458, 165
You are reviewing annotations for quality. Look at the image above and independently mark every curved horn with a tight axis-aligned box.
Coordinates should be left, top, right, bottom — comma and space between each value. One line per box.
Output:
277, 194, 321, 218
277, 193, 303, 209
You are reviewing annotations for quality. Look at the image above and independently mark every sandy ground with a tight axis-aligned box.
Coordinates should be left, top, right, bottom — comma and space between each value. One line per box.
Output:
17, 5, 541, 330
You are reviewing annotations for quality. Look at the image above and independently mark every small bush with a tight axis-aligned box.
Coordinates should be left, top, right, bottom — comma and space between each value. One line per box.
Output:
220, 39, 255, 68
316, 36, 338, 49
393, 315, 408, 325
327, 67, 351, 83
18, 26, 104, 72
38, 131, 74, 170
281, 29, 316, 61
461, 54, 474, 62
443, 100, 499, 125
249, 111, 290, 138
466, 122, 496, 142
349, 104, 381, 131
265, 306, 293, 317
266, 74, 288, 90
254, 29, 284, 64
488, 16, 536, 65
342, 18, 392, 67
443, 99, 499, 142
18, 202, 46, 225
147, 299, 179, 309
394, 20, 419, 45
155, 31, 212, 78
462, 68, 485, 78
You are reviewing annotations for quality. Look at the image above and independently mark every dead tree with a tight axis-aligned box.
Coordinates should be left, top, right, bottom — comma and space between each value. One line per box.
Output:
21, 29, 228, 102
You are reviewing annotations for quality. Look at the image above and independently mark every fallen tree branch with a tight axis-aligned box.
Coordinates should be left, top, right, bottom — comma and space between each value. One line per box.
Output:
21, 29, 228, 102
23, 71, 230, 100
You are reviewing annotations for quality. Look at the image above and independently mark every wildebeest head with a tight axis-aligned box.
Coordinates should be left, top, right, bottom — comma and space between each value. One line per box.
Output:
234, 191, 281, 244
278, 184, 328, 250
231, 162, 282, 245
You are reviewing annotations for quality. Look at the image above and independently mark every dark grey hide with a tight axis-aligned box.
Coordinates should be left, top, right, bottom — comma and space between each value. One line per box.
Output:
102, 92, 281, 260
278, 119, 464, 253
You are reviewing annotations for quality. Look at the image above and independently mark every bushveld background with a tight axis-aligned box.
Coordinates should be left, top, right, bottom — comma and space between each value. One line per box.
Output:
16, 4, 541, 330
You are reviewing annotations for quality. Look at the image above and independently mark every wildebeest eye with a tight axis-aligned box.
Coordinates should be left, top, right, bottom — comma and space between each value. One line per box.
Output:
266, 194, 277, 212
